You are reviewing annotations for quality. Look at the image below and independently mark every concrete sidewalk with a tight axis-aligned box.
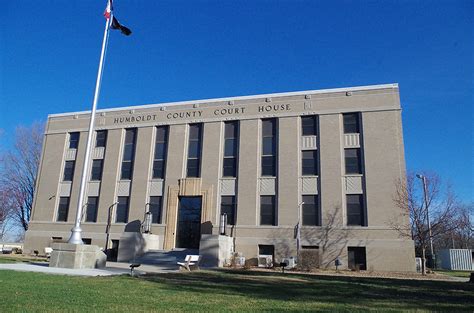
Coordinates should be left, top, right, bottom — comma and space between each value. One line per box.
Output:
0, 261, 177, 276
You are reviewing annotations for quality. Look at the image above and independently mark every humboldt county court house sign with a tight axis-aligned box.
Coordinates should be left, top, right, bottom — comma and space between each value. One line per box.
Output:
112, 103, 293, 125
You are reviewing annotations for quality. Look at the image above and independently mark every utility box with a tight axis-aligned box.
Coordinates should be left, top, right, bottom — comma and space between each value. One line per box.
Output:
438, 249, 473, 271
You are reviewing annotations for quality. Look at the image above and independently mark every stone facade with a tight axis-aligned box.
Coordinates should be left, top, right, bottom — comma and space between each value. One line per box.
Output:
24, 83, 415, 272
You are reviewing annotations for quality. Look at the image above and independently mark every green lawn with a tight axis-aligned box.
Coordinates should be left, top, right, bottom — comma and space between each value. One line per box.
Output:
0, 269, 472, 312
436, 270, 472, 278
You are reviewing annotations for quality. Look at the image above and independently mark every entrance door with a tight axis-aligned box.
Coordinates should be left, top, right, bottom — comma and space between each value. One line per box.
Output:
176, 197, 202, 249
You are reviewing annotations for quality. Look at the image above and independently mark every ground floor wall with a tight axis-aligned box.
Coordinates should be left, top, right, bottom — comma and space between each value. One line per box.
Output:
24, 221, 415, 272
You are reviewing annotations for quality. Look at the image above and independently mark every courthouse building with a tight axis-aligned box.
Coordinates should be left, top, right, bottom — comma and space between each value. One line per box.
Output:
24, 83, 415, 272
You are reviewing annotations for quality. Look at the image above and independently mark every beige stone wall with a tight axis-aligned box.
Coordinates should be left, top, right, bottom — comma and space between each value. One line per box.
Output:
25, 84, 415, 272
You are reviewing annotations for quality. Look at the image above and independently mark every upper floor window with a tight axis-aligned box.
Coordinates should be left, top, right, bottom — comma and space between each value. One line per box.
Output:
85, 197, 98, 222
63, 161, 75, 181
187, 124, 202, 178
347, 194, 365, 226
261, 119, 277, 177
56, 197, 70, 222
302, 195, 320, 226
345, 148, 362, 174
302, 150, 318, 176
223, 121, 239, 177
116, 196, 130, 223
343, 113, 360, 133
121, 129, 137, 180
95, 130, 107, 148
149, 196, 162, 224
91, 159, 104, 181
260, 195, 276, 226
69, 132, 80, 149
221, 196, 236, 225
152, 126, 169, 179
301, 116, 317, 136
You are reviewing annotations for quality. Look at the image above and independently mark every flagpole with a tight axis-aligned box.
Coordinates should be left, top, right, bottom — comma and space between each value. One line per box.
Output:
68, 14, 112, 244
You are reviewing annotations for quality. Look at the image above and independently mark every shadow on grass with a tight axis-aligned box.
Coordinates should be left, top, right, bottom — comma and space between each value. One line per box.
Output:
140, 269, 474, 311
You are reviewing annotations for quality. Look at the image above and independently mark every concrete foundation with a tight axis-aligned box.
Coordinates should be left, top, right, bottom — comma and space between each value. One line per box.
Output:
49, 243, 106, 269
199, 234, 234, 267
117, 232, 161, 262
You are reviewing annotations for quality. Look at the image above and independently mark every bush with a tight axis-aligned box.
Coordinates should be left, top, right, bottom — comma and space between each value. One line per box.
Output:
299, 250, 320, 271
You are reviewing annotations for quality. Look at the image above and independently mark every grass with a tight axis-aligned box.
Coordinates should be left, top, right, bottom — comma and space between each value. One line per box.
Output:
0, 269, 472, 312
436, 270, 472, 278
0, 255, 47, 264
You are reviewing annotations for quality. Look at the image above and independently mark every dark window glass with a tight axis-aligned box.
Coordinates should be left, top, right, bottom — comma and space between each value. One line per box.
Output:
121, 129, 136, 180
260, 196, 276, 226
221, 196, 236, 225
223, 158, 237, 177
91, 159, 103, 181
302, 195, 320, 226
345, 148, 362, 174
187, 159, 200, 178
223, 121, 239, 178
57, 197, 70, 222
261, 119, 276, 177
86, 197, 98, 222
69, 132, 80, 149
95, 130, 107, 148
348, 247, 367, 270
187, 124, 202, 177
258, 244, 274, 256
63, 161, 75, 181
116, 196, 129, 223
149, 196, 162, 224
152, 126, 168, 179
347, 194, 364, 226
261, 156, 276, 176
301, 116, 317, 136
343, 113, 360, 133
302, 150, 318, 175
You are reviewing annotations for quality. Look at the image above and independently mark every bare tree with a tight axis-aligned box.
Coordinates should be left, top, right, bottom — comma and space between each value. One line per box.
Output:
0, 123, 44, 232
391, 172, 465, 275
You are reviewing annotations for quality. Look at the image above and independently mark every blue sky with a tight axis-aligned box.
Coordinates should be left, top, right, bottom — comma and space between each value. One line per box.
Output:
1, 0, 472, 201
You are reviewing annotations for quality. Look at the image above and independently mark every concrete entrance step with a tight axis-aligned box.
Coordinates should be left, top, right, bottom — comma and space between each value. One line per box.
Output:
135, 249, 199, 269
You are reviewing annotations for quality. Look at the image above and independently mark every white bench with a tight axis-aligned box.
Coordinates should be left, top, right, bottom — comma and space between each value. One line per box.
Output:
177, 255, 201, 271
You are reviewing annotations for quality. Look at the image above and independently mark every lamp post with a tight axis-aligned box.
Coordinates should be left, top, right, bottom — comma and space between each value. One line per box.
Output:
416, 174, 435, 267
296, 201, 304, 260
104, 201, 119, 255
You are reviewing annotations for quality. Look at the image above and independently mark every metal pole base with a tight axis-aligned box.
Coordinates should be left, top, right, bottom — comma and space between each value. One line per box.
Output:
68, 226, 84, 244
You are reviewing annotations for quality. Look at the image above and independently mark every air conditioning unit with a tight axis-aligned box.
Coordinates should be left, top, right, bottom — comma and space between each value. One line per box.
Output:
281, 257, 296, 269
258, 254, 273, 268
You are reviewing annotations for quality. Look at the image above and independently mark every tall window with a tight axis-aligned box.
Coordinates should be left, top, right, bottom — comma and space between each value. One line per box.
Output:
260, 195, 276, 226
343, 113, 360, 133
63, 161, 75, 181
69, 132, 80, 149
187, 124, 202, 178
86, 197, 98, 222
302, 195, 320, 226
223, 121, 238, 177
301, 116, 317, 136
91, 159, 104, 181
95, 130, 107, 148
116, 196, 129, 223
302, 150, 318, 176
121, 129, 137, 180
261, 119, 277, 176
57, 197, 70, 222
149, 196, 162, 224
152, 126, 168, 179
345, 148, 362, 174
347, 194, 364, 226
221, 196, 236, 225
